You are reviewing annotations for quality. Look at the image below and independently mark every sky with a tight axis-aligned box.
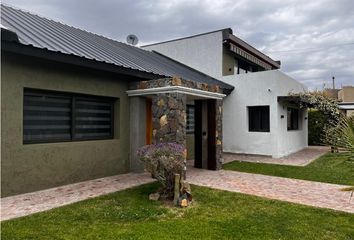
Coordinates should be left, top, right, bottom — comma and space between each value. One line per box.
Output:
2, 0, 354, 89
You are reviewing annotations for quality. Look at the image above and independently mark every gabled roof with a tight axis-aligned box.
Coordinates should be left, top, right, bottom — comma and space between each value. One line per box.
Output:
0, 4, 233, 92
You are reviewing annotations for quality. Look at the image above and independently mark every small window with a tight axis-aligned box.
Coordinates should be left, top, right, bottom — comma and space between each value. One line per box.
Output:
24, 89, 114, 144
248, 106, 270, 132
186, 105, 195, 133
287, 108, 299, 130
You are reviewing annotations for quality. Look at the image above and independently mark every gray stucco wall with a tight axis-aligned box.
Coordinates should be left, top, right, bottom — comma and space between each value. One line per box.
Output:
1, 52, 131, 197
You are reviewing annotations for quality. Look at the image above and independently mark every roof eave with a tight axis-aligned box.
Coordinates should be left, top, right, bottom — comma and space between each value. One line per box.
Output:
225, 34, 280, 69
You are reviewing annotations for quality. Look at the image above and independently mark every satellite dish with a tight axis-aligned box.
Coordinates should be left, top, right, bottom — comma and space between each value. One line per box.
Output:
126, 34, 139, 46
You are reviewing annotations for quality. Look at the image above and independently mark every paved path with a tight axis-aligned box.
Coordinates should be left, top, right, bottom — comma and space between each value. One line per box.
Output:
187, 168, 354, 214
223, 146, 329, 166
2, 165, 353, 221
1, 172, 155, 221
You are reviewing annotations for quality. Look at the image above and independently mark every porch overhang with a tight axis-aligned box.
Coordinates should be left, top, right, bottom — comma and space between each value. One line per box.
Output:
338, 103, 354, 110
277, 96, 307, 105
126, 85, 226, 100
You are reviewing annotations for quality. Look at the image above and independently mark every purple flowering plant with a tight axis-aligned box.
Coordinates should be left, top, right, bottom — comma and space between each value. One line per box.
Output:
137, 142, 185, 197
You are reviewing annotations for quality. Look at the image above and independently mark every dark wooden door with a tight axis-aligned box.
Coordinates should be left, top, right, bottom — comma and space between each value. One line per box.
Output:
194, 99, 217, 170
207, 99, 217, 170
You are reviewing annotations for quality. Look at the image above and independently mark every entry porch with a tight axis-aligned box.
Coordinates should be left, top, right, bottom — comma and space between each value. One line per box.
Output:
127, 77, 226, 172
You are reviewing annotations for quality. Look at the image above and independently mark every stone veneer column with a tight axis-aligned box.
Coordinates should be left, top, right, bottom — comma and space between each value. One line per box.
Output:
215, 99, 223, 170
151, 93, 187, 146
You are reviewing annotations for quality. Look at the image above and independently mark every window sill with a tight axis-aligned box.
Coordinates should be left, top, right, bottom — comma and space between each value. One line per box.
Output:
23, 137, 116, 145
248, 130, 270, 133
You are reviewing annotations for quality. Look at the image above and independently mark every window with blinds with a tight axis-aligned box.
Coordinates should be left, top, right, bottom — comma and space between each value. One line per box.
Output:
248, 106, 270, 132
23, 89, 114, 144
186, 105, 195, 133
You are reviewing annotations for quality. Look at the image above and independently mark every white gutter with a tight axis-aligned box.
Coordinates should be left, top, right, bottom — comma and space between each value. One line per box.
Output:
126, 85, 226, 100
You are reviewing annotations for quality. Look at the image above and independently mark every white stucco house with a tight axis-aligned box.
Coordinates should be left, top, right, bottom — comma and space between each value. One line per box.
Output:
143, 28, 308, 158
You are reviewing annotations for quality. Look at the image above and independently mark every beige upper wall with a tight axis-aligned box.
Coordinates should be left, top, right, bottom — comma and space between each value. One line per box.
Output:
338, 86, 354, 102
1, 52, 132, 197
222, 47, 235, 76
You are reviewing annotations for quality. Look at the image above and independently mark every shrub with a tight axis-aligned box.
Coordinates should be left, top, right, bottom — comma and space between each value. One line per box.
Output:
308, 110, 328, 145
289, 90, 341, 130
137, 143, 185, 198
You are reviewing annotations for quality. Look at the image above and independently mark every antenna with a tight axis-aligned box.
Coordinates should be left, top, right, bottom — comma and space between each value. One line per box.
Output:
126, 34, 139, 46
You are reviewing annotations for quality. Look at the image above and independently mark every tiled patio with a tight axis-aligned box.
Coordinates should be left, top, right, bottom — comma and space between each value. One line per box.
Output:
0, 172, 155, 221
223, 146, 330, 166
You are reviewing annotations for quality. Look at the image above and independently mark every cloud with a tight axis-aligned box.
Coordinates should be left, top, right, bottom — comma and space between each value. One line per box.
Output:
2, 0, 354, 89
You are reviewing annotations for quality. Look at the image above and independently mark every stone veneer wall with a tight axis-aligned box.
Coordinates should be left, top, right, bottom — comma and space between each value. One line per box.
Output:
129, 77, 223, 94
215, 99, 223, 170
152, 93, 186, 145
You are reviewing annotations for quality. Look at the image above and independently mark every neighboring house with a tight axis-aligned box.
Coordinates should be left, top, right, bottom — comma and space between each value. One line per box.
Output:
1, 5, 233, 197
338, 86, 354, 116
143, 28, 308, 158
324, 88, 340, 100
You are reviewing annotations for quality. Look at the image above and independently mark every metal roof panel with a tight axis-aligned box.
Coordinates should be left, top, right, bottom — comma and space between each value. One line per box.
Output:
1, 4, 233, 90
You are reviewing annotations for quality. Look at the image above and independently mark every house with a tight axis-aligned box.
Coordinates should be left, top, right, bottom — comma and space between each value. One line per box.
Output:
338, 86, 354, 116
1, 4, 233, 197
143, 28, 308, 158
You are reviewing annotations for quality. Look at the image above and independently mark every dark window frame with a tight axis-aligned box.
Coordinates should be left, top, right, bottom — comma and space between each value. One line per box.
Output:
287, 107, 299, 131
248, 105, 270, 132
23, 88, 115, 144
186, 104, 195, 134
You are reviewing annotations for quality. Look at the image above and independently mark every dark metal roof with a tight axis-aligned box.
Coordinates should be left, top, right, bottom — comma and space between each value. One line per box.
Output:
0, 4, 233, 91
224, 28, 281, 69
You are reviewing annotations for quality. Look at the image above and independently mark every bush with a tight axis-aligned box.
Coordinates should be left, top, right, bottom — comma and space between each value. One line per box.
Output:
137, 143, 185, 198
308, 110, 328, 145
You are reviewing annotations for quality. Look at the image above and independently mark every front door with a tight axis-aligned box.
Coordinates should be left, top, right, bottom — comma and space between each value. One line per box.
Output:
194, 99, 217, 170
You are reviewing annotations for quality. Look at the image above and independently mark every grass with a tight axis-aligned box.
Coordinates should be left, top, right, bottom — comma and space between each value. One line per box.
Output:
223, 152, 354, 186
2, 183, 354, 240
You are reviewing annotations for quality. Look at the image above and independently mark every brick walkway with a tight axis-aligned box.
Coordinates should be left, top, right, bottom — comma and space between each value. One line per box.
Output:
0, 172, 155, 221
187, 168, 354, 214
223, 146, 329, 166
2, 164, 353, 221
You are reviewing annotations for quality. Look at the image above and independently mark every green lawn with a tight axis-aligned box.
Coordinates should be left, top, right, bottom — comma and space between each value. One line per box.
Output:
2, 183, 353, 240
223, 152, 354, 186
